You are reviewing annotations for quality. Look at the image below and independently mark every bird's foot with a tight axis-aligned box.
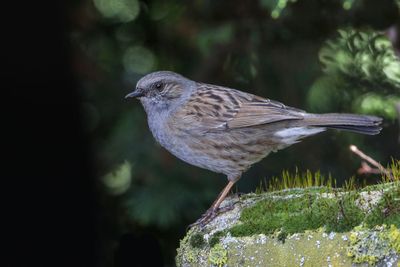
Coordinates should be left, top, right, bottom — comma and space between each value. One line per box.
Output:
188, 209, 217, 229
188, 202, 235, 229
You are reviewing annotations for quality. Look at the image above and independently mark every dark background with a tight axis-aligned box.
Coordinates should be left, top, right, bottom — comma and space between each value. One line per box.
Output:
3, 1, 399, 266
3, 1, 97, 266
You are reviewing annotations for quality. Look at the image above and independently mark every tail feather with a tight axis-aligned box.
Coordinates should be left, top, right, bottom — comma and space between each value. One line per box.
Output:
305, 113, 382, 135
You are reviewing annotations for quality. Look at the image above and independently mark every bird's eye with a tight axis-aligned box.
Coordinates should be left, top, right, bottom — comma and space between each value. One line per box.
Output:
155, 83, 163, 90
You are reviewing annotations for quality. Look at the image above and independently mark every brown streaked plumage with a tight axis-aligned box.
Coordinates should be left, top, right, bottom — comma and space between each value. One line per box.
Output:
126, 71, 382, 227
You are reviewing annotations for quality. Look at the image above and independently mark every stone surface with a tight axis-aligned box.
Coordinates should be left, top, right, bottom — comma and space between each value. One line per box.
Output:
176, 183, 400, 267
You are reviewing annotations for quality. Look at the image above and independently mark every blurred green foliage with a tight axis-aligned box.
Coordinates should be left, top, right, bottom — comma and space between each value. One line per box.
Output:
309, 29, 400, 119
102, 161, 132, 195
93, 0, 140, 23
70, 0, 400, 265
261, 0, 360, 18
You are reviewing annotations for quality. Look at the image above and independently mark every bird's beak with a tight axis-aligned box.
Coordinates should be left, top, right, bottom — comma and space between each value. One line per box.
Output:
125, 88, 144, 99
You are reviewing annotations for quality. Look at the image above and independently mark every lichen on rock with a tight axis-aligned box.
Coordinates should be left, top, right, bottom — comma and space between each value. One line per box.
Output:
176, 181, 400, 266
347, 224, 399, 265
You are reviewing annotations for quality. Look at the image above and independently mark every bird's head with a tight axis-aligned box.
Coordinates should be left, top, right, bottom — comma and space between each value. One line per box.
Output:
126, 71, 194, 113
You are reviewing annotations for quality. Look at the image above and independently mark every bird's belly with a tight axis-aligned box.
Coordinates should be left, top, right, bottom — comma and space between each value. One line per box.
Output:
150, 125, 274, 177
148, 120, 214, 171
154, 130, 232, 174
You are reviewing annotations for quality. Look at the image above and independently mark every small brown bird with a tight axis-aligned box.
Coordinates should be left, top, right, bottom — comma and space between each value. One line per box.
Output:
126, 71, 382, 226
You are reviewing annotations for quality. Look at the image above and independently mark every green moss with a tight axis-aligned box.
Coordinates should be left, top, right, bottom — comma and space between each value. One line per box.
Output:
189, 232, 205, 248
229, 180, 400, 238
208, 243, 227, 267
388, 160, 400, 182
230, 194, 306, 236
230, 190, 364, 237
365, 184, 400, 228
276, 230, 288, 243
263, 169, 335, 192
322, 193, 364, 232
209, 231, 225, 247
176, 228, 203, 266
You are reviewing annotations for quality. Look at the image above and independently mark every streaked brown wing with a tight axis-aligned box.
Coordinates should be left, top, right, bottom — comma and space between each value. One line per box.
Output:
172, 83, 304, 132
226, 100, 304, 128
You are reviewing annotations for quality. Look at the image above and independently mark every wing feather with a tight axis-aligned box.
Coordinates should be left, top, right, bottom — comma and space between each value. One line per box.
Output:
171, 83, 304, 132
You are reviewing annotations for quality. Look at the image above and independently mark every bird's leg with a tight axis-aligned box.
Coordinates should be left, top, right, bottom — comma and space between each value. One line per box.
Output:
190, 180, 236, 228
210, 180, 236, 211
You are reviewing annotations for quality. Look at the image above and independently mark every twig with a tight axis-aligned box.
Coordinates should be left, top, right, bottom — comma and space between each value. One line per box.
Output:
349, 145, 392, 179
357, 161, 381, 175
349, 145, 386, 173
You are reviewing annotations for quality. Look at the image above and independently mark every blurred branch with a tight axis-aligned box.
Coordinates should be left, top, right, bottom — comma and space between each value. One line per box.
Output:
350, 145, 393, 180
357, 161, 381, 175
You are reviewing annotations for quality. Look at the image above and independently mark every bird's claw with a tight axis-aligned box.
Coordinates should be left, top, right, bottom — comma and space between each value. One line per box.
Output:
188, 202, 235, 229
188, 209, 217, 229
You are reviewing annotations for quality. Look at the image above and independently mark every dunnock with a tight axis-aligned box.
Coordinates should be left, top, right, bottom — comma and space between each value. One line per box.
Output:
126, 71, 382, 226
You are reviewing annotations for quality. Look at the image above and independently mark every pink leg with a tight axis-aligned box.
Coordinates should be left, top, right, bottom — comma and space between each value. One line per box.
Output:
210, 181, 235, 210
190, 180, 237, 228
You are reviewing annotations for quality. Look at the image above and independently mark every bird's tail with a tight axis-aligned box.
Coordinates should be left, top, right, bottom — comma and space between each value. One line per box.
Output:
304, 113, 382, 135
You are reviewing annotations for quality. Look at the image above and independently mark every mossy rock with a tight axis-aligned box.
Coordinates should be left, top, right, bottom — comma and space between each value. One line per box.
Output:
176, 182, 400, 266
